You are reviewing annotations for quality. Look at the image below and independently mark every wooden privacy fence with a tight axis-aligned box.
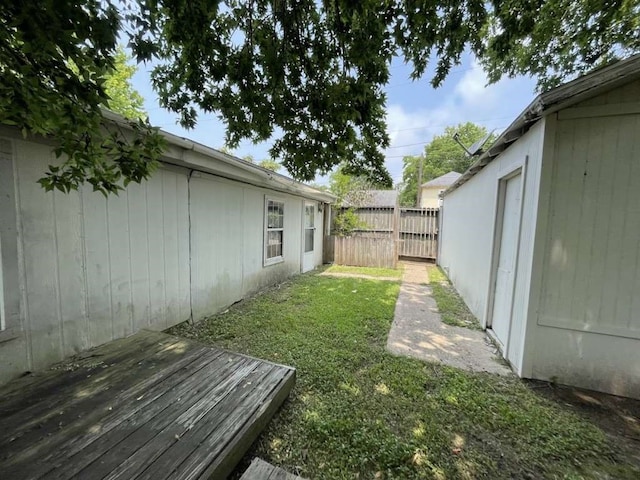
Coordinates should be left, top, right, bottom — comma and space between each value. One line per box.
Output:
324, 235, 397, 269
325, 206, 439, 267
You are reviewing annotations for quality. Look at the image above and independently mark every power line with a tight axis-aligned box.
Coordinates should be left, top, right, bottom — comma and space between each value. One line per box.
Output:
385, 125, 509, 153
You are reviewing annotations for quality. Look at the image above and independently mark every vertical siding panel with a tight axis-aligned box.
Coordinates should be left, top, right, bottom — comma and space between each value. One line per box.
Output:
15, 142, 63, 368
0, 139, 30, 381
83, 189, 113, 346
52, 186, 87, 356
543, 120, 575, 322
162, 171, 180, 329
600, 117, 632, 327
190, 176, 244, 319
127, 181, 151, 332
622, 115, 640, 329
583, 117, 618, 326
176, 173, 191, 323
146, 170, 166, 330
567, 119, 603, 323
554, 119, 583, 322
51, 193, 64, 358
106, 191, 133, 339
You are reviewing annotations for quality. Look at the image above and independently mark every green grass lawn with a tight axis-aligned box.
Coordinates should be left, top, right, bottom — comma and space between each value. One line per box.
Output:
324, 264, 403, 278
169, 274, 638, 480
427, 265, 482, 330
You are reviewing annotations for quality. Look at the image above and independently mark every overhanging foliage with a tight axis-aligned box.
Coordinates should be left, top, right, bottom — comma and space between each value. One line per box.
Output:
1, 0, 638, 193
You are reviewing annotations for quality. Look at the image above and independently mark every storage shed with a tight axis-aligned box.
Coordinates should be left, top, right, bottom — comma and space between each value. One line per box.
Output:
439, 55, 640, 399
0, 113, 333, 385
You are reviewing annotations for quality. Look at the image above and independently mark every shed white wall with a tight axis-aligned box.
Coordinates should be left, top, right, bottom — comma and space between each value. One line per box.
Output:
439, 121, 545, 372
0, 135, 323, 384
526, 79, 640, 397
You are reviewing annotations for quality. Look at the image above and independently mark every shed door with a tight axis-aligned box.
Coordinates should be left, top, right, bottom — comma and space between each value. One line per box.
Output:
491, 173, 522, 348
302, 202, 316, 272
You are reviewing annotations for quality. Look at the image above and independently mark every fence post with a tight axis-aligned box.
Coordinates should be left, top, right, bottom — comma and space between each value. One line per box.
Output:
393, 197, 400, 266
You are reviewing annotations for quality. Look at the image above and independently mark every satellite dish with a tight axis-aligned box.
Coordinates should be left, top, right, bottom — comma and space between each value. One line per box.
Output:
453, 130, 494, 157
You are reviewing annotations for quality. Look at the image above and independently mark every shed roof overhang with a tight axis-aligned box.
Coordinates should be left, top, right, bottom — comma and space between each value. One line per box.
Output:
443, 54, 640, 196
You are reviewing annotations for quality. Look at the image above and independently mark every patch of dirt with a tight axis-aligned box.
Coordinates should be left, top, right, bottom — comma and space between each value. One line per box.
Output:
528, 381, 640, 469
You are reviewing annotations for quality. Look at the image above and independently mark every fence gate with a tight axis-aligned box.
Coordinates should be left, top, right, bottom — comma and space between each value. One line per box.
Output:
398, 208, 439, 259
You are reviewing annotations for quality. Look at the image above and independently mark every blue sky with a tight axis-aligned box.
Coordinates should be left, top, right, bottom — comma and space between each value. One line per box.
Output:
131, 53, 537, 186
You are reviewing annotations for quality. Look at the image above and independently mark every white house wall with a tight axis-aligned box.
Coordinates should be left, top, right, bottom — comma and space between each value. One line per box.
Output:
190, 173, 310, 320
0, 137, 192, 383
419, 187, 441, 208
527, 80, 640, 397
0, 135, 324, 385
439, 121, 545, 372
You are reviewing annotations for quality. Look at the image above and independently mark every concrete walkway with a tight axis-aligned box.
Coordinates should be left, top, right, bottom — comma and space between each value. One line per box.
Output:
386, 261, 512, 375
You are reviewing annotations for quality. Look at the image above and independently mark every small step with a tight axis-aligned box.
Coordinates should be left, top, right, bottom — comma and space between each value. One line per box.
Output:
240, 458, 306, 480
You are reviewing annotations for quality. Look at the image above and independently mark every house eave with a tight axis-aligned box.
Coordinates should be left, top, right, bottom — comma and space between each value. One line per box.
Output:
101, 111, 336, 204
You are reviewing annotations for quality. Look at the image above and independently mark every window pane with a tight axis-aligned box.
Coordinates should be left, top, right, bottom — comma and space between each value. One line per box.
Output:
275, 202, 284, 228
305, 205, 314, 228
266, 230, 283, 259
305, 228, 314, 252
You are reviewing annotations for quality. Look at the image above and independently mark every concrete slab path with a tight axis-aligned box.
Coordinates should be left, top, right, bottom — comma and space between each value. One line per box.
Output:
386, 261, 512, 376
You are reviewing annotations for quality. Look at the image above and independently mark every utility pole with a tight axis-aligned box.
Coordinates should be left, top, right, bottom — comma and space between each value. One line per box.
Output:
416, 156, 423, 207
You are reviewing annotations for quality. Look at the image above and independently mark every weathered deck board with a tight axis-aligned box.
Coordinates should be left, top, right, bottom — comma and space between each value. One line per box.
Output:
0, 330, 295, 480
240, 458, 306, 480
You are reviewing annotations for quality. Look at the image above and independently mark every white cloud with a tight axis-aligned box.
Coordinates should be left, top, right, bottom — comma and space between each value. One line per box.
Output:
383, 105, 455, 183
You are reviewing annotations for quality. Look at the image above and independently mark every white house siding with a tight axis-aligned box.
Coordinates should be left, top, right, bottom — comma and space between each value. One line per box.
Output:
189, 173, 312, 320
527, 84, 640, 397
0, 134, 325, 385
0, 137, 192, 383
439, 121, 545, 372
419, 187, 441, 208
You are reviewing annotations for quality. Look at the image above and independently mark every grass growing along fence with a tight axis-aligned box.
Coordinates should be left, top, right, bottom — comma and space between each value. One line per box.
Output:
428, 264, 483, 330
170, 274, 639, 480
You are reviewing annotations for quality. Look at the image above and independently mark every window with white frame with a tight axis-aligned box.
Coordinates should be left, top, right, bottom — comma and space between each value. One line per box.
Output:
264, 198, 284, 265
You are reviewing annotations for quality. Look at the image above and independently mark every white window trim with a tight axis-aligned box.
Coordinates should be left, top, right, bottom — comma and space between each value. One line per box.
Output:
264, 197, 285, 266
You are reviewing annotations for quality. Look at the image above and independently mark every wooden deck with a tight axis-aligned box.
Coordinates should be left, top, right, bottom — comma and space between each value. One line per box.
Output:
240, 458, 306, 479
0, 330, 295, 480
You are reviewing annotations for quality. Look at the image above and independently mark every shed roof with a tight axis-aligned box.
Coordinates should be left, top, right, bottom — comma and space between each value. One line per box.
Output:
102, 111, 335, 203
444, 54, 640, 196
421, 171, 461, 188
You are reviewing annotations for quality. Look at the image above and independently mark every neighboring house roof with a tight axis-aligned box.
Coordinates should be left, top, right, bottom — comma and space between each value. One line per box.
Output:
421, 171, 461, 189
444, 53, 640, 196
344, 189, 398, 207
102, 110, 336, 203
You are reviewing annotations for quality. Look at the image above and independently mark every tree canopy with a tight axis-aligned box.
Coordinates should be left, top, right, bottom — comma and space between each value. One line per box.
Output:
258, 159, 281, 172
1, 1, 637, 194
104, 47, 147, 121
399, 122, 494, 206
